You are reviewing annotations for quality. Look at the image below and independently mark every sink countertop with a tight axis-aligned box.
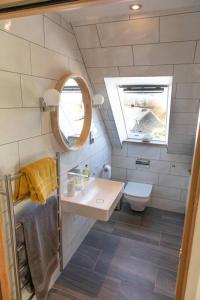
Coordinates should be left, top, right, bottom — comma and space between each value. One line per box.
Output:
61, 177, 124, 221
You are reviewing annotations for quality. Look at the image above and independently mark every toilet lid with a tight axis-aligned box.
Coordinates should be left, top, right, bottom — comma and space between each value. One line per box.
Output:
124, 182, 152, 198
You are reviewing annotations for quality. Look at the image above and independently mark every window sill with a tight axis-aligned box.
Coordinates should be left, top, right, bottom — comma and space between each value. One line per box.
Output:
123, 139, 167, 147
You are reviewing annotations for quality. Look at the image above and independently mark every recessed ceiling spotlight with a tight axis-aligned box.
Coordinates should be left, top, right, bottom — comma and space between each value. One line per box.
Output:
130, 3, 142, 11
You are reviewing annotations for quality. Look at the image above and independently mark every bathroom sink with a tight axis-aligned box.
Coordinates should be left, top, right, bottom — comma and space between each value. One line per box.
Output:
61, 177, 124, 221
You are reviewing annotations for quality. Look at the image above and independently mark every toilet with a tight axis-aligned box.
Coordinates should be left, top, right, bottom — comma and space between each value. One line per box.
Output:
123, 181, 152, 212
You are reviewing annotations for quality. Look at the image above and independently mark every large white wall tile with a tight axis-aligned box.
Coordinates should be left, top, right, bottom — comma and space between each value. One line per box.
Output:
133, 42, 196, 65
112, 155, 135, 169
170, 124, 197, 136
0, 15, 44, 45
119, 65, 173, 77
170, 162, 191, 176
68, 60, 91, 88
61, 17, 73, 33
0, 71, 21, 108
71, 15, 129, 27
112, 167, 126, 180
0, 143, 19, 175
127, 144, 161, 159
81, 47, 133, 67
176, 83, 200, 98
160, 148, 192, 163
167, 142, 194, 155
150, 198, 185, 213
145, 160, 170, 174
112, 144, 128, 157
174, 64, 200, 83
0, 30, 31, 74
21, 75, 55, 107
100, 110, 110, 122
194, 41, 200, 63
159, 174, 189, 188
97, 18, 159, 47
152, 185, 181, 201
169, 134, 195, 145
31, 44, 68, 79
0, 108, 41, 144
87, 67, 119, 83
93, 83, 108, 98
160, 12, 200, 42
45, 12, 61, 25
44, 17, 80, 61
41, 113, 52, 134
170, 112, 198, 125
171, 99, 199, 113
68, 59, 84, 74
74, 25, 100, 48
18, 133, 55, 165
127, 169, 158, 184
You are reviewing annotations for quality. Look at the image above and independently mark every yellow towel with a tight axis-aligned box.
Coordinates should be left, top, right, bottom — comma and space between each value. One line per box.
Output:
14, 157, 57, 205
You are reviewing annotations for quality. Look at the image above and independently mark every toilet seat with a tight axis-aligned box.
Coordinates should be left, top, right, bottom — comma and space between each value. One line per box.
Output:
124, 182, 152, 198
123, 182, 152, 211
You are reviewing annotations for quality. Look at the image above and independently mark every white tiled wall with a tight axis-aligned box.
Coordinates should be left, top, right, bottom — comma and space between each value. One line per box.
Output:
72, 11, 200, 212
73, 10, 200, 155
96, 18, 159, 46
0, 13, 111, 300
112, 143, 191, 213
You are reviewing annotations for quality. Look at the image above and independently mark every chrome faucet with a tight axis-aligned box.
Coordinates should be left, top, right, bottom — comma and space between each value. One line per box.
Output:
67, 171, 88, 178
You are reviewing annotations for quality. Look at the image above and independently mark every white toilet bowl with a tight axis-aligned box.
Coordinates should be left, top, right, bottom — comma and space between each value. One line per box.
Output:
123, 181, 152, 212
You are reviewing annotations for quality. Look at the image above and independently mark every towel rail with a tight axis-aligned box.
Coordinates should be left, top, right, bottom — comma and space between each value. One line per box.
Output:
0, 153, 63, 300
56, 152, 63, 272
4, 174, 22, 300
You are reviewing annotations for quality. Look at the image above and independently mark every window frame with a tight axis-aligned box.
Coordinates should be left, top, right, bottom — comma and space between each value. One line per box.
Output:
104, 76, 173, 146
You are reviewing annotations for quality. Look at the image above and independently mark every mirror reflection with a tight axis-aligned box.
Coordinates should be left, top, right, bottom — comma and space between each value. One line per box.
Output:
59, 79, 84, 146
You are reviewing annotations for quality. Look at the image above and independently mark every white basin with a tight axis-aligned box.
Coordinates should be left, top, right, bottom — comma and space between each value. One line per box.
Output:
61, 177, 124, 221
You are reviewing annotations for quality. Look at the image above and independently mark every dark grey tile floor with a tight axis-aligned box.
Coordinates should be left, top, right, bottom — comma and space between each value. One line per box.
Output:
48, 203, 184, 300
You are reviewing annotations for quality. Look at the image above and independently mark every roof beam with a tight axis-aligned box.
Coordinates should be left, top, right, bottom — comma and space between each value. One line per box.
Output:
0, 0, 122, 20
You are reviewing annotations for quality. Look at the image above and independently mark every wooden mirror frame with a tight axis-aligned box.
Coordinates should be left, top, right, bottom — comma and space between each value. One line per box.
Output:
51, 73, 92, 151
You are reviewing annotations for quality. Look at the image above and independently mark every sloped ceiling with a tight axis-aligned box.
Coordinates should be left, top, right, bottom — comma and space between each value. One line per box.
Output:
69, 5, 199, 152
60, 0, 200, 24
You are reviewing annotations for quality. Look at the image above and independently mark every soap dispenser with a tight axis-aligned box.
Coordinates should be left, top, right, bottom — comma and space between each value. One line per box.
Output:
82, 164, 90, 180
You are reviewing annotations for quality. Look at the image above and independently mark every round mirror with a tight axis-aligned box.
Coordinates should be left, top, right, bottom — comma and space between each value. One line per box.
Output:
51, 73, 92, 151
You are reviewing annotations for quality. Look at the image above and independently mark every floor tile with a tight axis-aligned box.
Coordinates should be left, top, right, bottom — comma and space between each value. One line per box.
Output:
69, 244, 101, 270
95, 251, 158, 284
141, 215, 183, 237
93, 220, 115, 233
121, 202, 163, 218
83, 228, 120, 252
56, 264, 121, 300
120, 280, 171, 300
160, 233, 182, 250
49, 206, 183, 300
111, 210, 141, 226
48, 287, 78, 299
162, 210, 185, 225
116, 237, 179, 272
154, 268, 177, 298
112, 222, 161, 246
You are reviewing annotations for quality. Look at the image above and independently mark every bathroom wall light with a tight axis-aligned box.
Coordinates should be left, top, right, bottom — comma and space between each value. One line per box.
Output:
130, 3, 142, 10
40, 89, 60, 112
92, 94, 105, 108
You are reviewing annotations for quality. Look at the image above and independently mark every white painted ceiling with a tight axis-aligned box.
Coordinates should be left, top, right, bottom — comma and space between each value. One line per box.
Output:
60, 0, 200, 24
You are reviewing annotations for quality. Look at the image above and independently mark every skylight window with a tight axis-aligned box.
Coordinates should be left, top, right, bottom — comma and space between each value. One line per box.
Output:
104, 77, 172, 145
